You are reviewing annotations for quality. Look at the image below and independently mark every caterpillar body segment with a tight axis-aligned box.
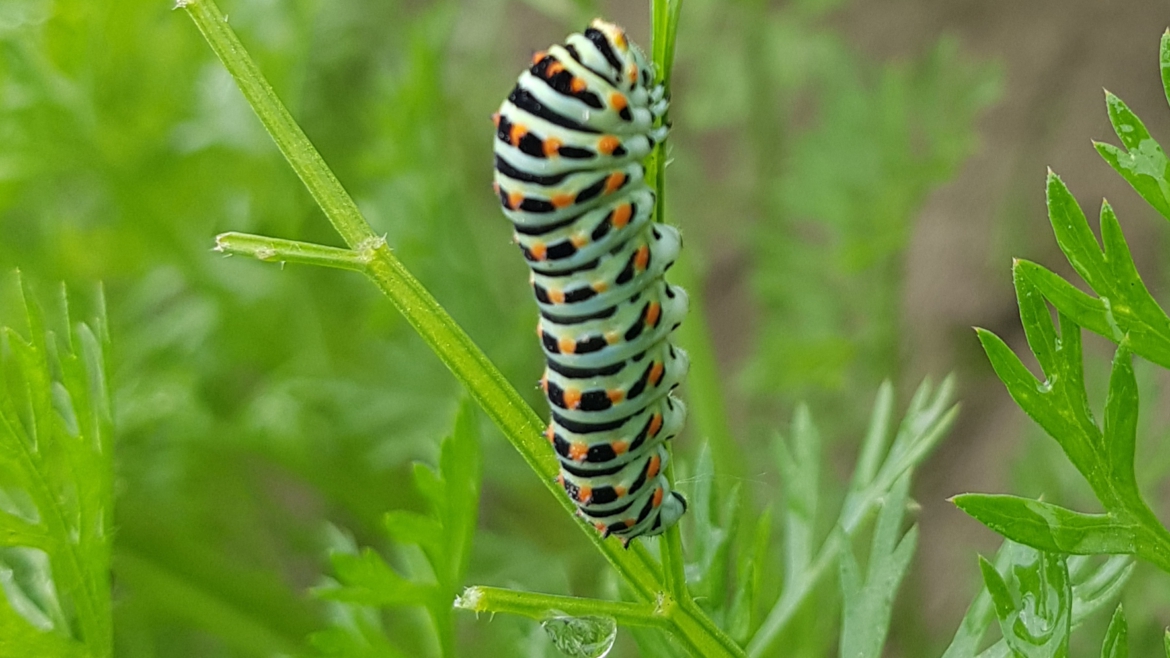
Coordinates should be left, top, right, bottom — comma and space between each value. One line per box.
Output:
494, 19, 688, 544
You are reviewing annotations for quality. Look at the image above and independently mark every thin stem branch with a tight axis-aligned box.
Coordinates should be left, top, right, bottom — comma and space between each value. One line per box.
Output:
214, 232, 374, 272
456, 587, 671, 629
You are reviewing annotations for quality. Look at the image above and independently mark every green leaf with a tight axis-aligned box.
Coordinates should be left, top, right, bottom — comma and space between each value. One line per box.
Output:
687, 444, 736, 616
1100, 605, 1127, 658
1094, 91, 1170, 222
777, 405, 820, 583
944, 544, 1132, 658
1101, 348, 1139, 500
838, 474, 917, 658
1013, 261, 1114, 344
315, 400, 482, 657
382, 511, 442, 555
1161, 30, 1170, 109
980, 549, 1071, 658
1031, 173, 1170, 366
941, 542, 1012, 658
0, 276, 113, 657
317, 550, 429, 608
952, 495, 1137, 555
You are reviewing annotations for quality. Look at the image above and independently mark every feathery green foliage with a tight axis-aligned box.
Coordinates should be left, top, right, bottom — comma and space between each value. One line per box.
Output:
0, 276, 112, 657
312, 400, 480, 658
958, 33, 1170, 577
953, 26, 1170, 658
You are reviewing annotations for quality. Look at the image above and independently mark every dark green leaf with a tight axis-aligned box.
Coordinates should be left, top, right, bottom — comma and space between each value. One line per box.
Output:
1100, 605, 1127, 658
953, 495, 1137, 555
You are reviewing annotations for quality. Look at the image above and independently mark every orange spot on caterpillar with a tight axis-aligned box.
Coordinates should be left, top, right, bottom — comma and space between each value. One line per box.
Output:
548, 288, 566, 304
570, 77, 587, 93
558, 337, 576, 354
614, 485, 627, 497
551, 193, 574, 209
613, 30, 627, 49
607, 389, 625, 404
609, 93, 628, 111
612, 440, 629, 455
507, 191, 524, 209
570, 233, 588, 248
627, 64, 638, 84
605, 331, 620, 344
649, 413, 663, 436
646, 302, 661, 327
569, 442, 588, 461
650, 362, 665, 386
543, 137, 563, 158
594, 521, 607, 532
509, 123, 527, 147
563, 388, 582, 410
598, 136, 620, 155
529, 242, 547, 260
634, 245, 650, 270
548, 61, 566, 76
611, 204, 632, 228
652, 487, 664, 508
647, 454, 661, 478
604, 172, 626, 194
592, 281, 608, 293
540, 373, 549, 392
545, 424, 555, 443
532, 50, 547, 65
576, 486, 592, 503
491, 112, 501, 127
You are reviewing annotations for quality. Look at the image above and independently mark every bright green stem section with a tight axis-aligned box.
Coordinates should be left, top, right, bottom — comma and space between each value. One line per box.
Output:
456, 587, 671, 629
214, 232, 374, 272
182, 0, 743, 655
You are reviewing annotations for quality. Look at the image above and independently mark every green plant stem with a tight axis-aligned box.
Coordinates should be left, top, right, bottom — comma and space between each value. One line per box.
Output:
456, 587, 671, 629
214, 232, 373, 272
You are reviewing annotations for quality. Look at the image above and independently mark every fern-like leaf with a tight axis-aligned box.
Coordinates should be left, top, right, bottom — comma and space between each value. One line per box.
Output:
0, 275, 113, 658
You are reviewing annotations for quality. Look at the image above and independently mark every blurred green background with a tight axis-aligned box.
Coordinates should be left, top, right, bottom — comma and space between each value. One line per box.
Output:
3, 0, 1170, 655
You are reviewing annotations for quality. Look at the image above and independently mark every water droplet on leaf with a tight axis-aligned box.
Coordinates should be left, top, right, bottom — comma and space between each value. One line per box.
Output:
541, 615, 617, 658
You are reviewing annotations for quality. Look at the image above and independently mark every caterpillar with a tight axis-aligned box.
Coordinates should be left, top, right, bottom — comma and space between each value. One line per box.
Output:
492, 19, 689, 545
